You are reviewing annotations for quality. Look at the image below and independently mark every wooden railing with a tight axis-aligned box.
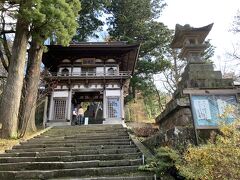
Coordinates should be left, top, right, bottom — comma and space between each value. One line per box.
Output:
44, 71, 131, 79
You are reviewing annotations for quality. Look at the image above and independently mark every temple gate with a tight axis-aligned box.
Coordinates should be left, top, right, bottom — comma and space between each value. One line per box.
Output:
42, 42, 140, 125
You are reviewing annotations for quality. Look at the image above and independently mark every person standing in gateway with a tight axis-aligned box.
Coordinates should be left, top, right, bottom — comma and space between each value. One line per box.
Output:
72, 108, 77, 125
78, 106, 84, 125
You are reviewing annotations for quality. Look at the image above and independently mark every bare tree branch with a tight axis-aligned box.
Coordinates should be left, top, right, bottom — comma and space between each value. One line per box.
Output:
231, 9, 240, 33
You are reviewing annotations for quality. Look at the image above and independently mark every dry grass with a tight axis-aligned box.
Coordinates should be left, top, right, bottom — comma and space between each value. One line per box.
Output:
0, 127, 50, 153
0, 138, 20, 153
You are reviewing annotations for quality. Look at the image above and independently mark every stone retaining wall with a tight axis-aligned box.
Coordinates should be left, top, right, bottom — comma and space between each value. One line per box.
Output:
143, 127, 196, 152
159, 107, 193, 131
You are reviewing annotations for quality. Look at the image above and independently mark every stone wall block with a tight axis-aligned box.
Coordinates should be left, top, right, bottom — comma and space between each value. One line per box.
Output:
177, 116, 191, 126
143, 127, 196, 152
182, 108, 191, 115
159, 107, 193, 131
222, 79, 234, 87
196, 71, 222, 80
213, 71, 223, 79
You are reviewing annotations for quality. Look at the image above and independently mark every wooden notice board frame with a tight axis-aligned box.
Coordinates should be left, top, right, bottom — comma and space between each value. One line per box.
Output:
183, 88, 239, 145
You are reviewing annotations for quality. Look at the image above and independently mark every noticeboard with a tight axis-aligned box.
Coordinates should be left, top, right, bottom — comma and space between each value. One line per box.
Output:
190, 95, 238, 128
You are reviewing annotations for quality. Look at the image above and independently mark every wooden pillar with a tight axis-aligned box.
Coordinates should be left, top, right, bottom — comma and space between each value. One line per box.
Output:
121, 88, 125, 120
103, 90, 107, 119
43, 95, 49, 128
67, 87, 72, 121
48, 92, 54, 121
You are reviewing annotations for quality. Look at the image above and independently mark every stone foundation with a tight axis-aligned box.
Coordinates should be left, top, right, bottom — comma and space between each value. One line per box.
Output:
143, 127, 196, 152
159, 108, 193, 131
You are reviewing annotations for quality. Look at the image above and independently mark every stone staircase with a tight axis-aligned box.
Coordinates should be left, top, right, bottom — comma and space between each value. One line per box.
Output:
0, 125, 154, 179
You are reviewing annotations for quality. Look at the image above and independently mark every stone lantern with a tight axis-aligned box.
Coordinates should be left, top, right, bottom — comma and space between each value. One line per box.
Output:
154, 23, 236, 147
171, 23, 213, 62
168, 23, 233, 91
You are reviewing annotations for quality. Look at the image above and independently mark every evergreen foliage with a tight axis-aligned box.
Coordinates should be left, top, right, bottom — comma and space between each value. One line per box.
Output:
139, 146, 180, 177
73, 0, 109, 42
202, 39, 215, 61
30, 0, 81, 45
105, 0, 171, 119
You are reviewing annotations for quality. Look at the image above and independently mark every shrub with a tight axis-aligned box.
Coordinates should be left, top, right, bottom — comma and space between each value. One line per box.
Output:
139, 147, 180, 177
177, 120, 240, 180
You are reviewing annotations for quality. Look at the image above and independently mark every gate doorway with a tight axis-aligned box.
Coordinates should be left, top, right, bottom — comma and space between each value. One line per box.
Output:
72, 91, 103, 124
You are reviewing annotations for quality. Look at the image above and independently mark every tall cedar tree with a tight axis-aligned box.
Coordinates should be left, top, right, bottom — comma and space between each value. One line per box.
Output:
0, 0, 80, 138
19, 0, 80, 137
0, 0, 36, 138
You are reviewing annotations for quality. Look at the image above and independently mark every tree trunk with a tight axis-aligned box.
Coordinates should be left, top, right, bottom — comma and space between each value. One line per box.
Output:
173, 49, 180, 86
0, 16, 29, 138
155, 86, 163, 110
19, 39, 43, 137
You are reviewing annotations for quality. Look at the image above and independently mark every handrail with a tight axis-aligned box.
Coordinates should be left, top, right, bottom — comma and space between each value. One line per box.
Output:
44, 71, 131, 77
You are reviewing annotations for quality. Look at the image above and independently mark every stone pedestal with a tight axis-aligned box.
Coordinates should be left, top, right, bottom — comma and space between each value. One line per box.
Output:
157, 62, 234, 131
175, 62, 233, 97
152, 62, 237, 150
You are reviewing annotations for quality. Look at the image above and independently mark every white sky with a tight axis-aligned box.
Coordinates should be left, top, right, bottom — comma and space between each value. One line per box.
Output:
159, 0, 240, 74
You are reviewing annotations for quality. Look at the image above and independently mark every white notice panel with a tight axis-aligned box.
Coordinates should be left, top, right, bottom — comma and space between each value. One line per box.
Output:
53, 91, 69, 98
193, 99, 211, 120
106, 90, 121, 97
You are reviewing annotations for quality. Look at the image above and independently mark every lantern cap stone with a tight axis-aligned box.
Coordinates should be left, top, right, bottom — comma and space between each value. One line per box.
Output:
171, 23, 214, 48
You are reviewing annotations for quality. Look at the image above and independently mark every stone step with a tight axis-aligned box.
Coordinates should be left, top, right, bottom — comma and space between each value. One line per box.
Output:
44, 128, 126, 131
12, 144, 135, 150
28, 136, 129, 141
20, 141, 133, 147
0, 159, 142, 171
33, 135, 130, 140
64, 134, 129, 139
51, 124, 124, 129
40, 133, 128, 138
24, 139, 132, 145
31, 134, 129, 140
40, 131, 129, 137
40, 134, 128, 138
0, 153, 142, 163
0, 165, 140, 179
43, 130, 128, 134
45, 127, 127, 131
44, 128, 127, 134
0, 125, 153, 179
21, 141, 133, 147
2, 148, 139, 157
51, 175, 155, 180
9, 145, 136, 153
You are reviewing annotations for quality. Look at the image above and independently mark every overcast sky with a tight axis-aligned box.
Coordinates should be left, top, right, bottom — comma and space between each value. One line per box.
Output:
159, 0, 240, 73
